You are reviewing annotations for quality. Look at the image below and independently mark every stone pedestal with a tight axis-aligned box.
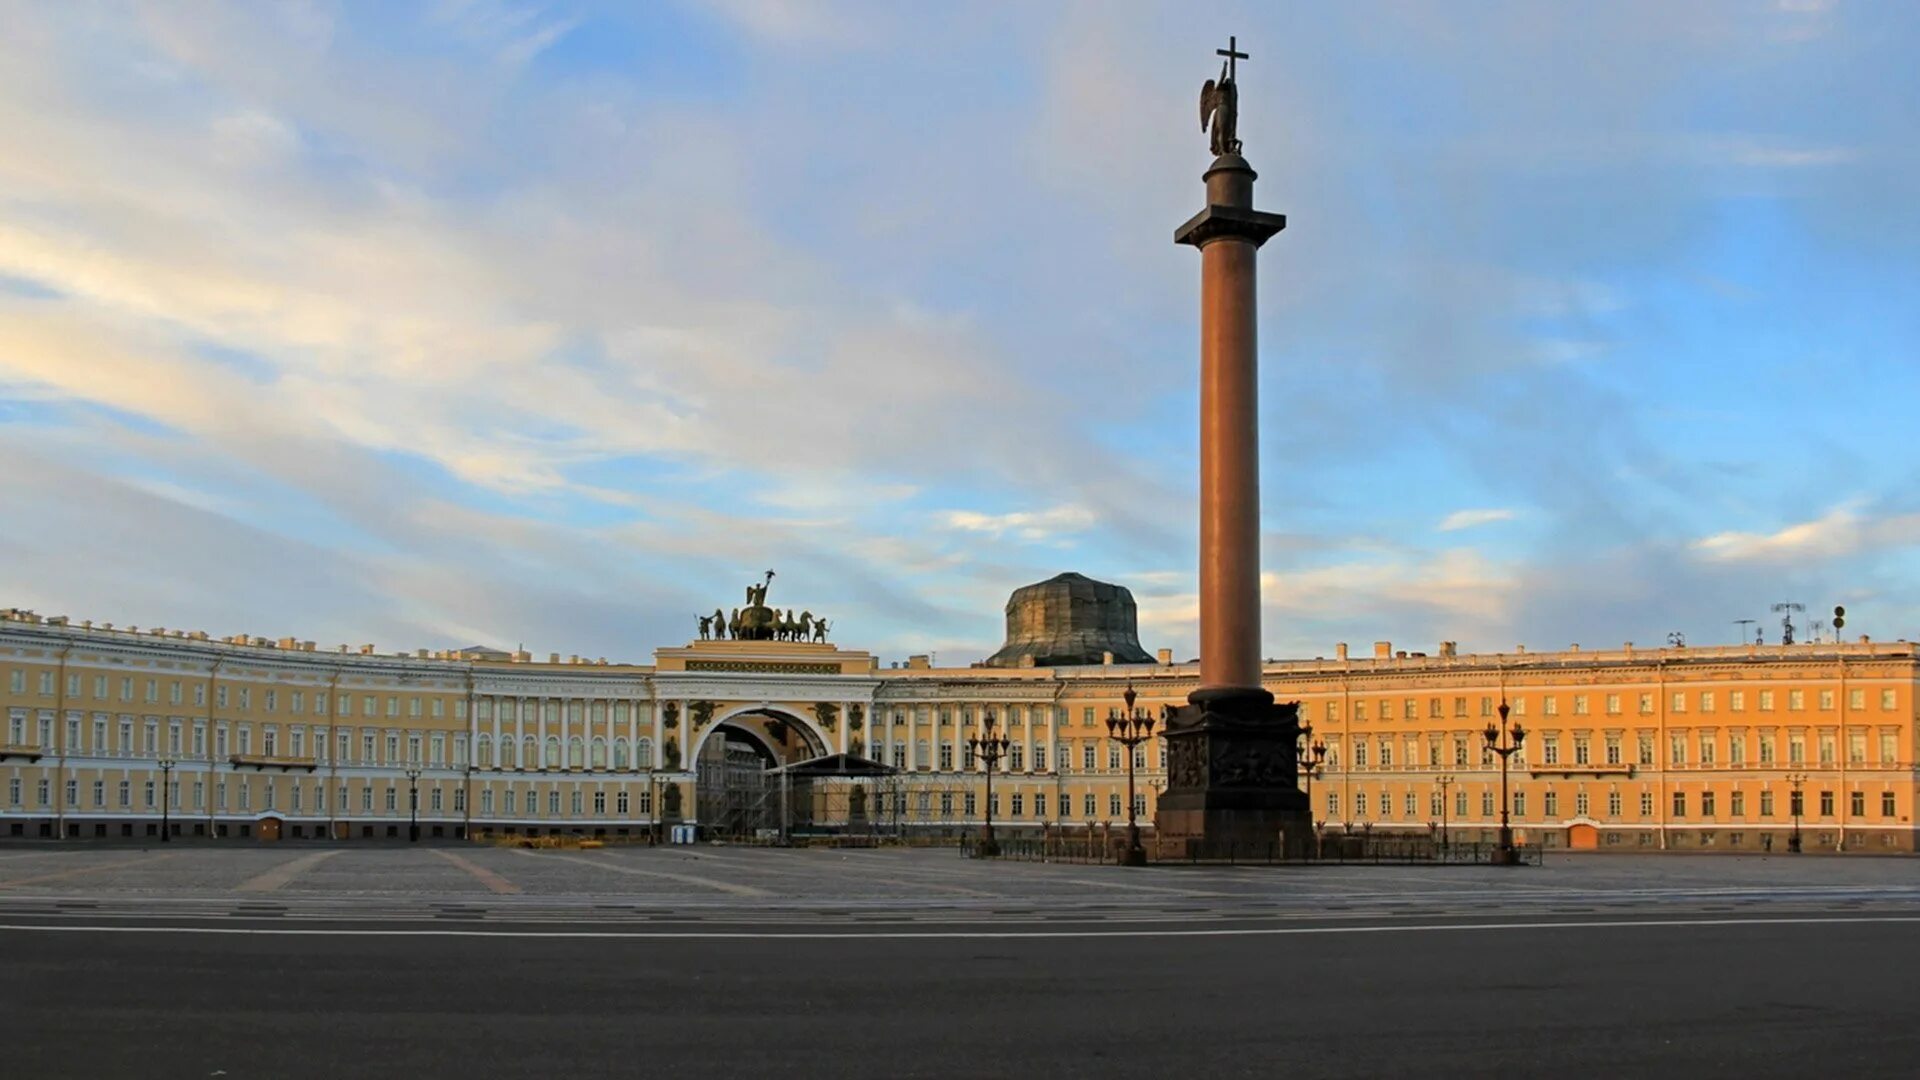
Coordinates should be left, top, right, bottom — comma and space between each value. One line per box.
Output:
1154, 687, 1311, 859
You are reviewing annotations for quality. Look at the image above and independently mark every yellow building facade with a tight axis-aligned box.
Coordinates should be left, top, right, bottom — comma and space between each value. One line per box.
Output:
2, 608, 1914, 852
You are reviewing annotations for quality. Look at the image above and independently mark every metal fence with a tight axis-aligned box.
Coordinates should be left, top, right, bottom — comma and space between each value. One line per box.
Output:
963, 833, 1541, 866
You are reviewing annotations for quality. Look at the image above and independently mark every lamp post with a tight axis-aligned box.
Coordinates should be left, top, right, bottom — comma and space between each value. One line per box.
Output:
405, 767, 422, 843
1105, 683, 1157, 867
1295, 721, 1327, 858
1435, 773, 1456, 852
157, 757, 176, 843
1482, 697, 1526, 866
1786, 772, 1806, 853
968, 708, 1011, 856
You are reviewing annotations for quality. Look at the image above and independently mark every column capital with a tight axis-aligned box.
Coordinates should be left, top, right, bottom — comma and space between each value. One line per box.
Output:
1174, 205, 1287, 249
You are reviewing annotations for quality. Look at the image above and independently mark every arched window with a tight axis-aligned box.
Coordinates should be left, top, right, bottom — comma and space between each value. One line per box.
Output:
590, 737, 607, 769
475, 735, 492, 768
636, 738, 653, 769
567, 736, 584, 768
499, 738, 515, 769
522, 736, 537, 769
544, 737, 560, 769
613, 738, 629, 770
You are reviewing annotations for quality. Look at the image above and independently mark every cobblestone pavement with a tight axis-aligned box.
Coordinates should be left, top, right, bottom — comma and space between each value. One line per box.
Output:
0, 844, 1915, 923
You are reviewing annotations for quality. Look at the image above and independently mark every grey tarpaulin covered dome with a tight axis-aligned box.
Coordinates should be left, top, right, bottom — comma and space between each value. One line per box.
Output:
982, 572, 1154, 668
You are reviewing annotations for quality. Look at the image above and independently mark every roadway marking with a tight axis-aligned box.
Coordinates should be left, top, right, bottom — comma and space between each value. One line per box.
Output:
0, 852, 179, 890
1049, 876, 1228, 898
431, 850, 521, 895
235, 850, 341, 893
516, 850, 770, 898
0, 914, 1912, 940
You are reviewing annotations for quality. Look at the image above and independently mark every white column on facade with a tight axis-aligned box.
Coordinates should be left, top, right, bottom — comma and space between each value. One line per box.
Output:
907, 706, 919, 772
627, 698, 639, 772
490, 696, 501, 769
537, 697, 548, 772
838, 701, 851, 755
650, 699, 663, 771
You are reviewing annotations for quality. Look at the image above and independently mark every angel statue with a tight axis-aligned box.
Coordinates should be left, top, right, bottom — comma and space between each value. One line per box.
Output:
1200, 58, 1240, 157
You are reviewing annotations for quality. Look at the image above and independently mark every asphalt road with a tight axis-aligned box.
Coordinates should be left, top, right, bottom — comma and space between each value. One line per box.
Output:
6, 911, 1918, 1078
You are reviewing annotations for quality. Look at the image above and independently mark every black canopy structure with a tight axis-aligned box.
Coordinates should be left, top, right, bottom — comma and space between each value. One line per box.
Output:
767, 752, 901, 838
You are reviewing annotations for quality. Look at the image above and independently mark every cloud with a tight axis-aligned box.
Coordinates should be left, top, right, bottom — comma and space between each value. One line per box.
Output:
1437, 508, 1518, 532
939, 505, 1097, 544
1692, 505, 1920, 565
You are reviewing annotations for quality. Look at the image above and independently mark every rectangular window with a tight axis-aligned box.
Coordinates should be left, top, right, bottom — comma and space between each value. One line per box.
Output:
1604, 735, 1621, 765
1512, 792, 1526, 818
1639, 791, 1653, 817
1542, 735, 1559, 766
1607, 790, 1621, 817
1698, 734, 1715, 765
1573, 695, 1589, 716
1882, 732, 1898, 764
1759, 733, 1776, 764
1760, 790, 1775, 817
1573, 736, 1590, 765
1671, 791, 1686, 818
1881, 689, 1897, 711
1758, 690, 1775, 711
1605, 694, 1620, 716
1850, 791, 1865, 817
1701, 691, 1715, 713
1788, 690, 1805, 711
1818, 790, 1834, 817
1731, 790, 1746, 817
1543, 790, 1558, 817
1701, 791, 1716, 817
1883, 791, 1897, 818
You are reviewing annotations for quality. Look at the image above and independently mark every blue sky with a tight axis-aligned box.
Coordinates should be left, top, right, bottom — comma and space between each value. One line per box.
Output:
1, 0, 1916, 664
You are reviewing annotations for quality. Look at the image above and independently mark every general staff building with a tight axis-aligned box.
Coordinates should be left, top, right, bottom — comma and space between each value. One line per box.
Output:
2, 574, 1914, 853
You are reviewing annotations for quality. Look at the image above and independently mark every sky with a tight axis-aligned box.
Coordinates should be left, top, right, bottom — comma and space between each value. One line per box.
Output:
1, 0, 1917, 666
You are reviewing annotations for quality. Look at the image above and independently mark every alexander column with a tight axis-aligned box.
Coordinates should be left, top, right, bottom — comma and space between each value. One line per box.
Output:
1154, 37, 1311, 858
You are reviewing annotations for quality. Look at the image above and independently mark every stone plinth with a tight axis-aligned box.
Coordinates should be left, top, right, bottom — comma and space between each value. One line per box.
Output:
1153, 687, 1311, 859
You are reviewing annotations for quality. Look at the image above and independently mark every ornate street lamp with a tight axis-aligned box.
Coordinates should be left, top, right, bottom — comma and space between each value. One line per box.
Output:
1435, 773, 1456, 852
968, 709, 1012, 856
1296, 721, 1327, 858
1482, 698, 1526, 866
405, 766, 423, 843
157, 757, 176, 843
1105, 683, 1157, 867
1786, 772, 1807, 854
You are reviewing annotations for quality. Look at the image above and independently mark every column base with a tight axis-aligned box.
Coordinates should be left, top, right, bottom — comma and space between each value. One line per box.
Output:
1152, 687, 1312, 860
